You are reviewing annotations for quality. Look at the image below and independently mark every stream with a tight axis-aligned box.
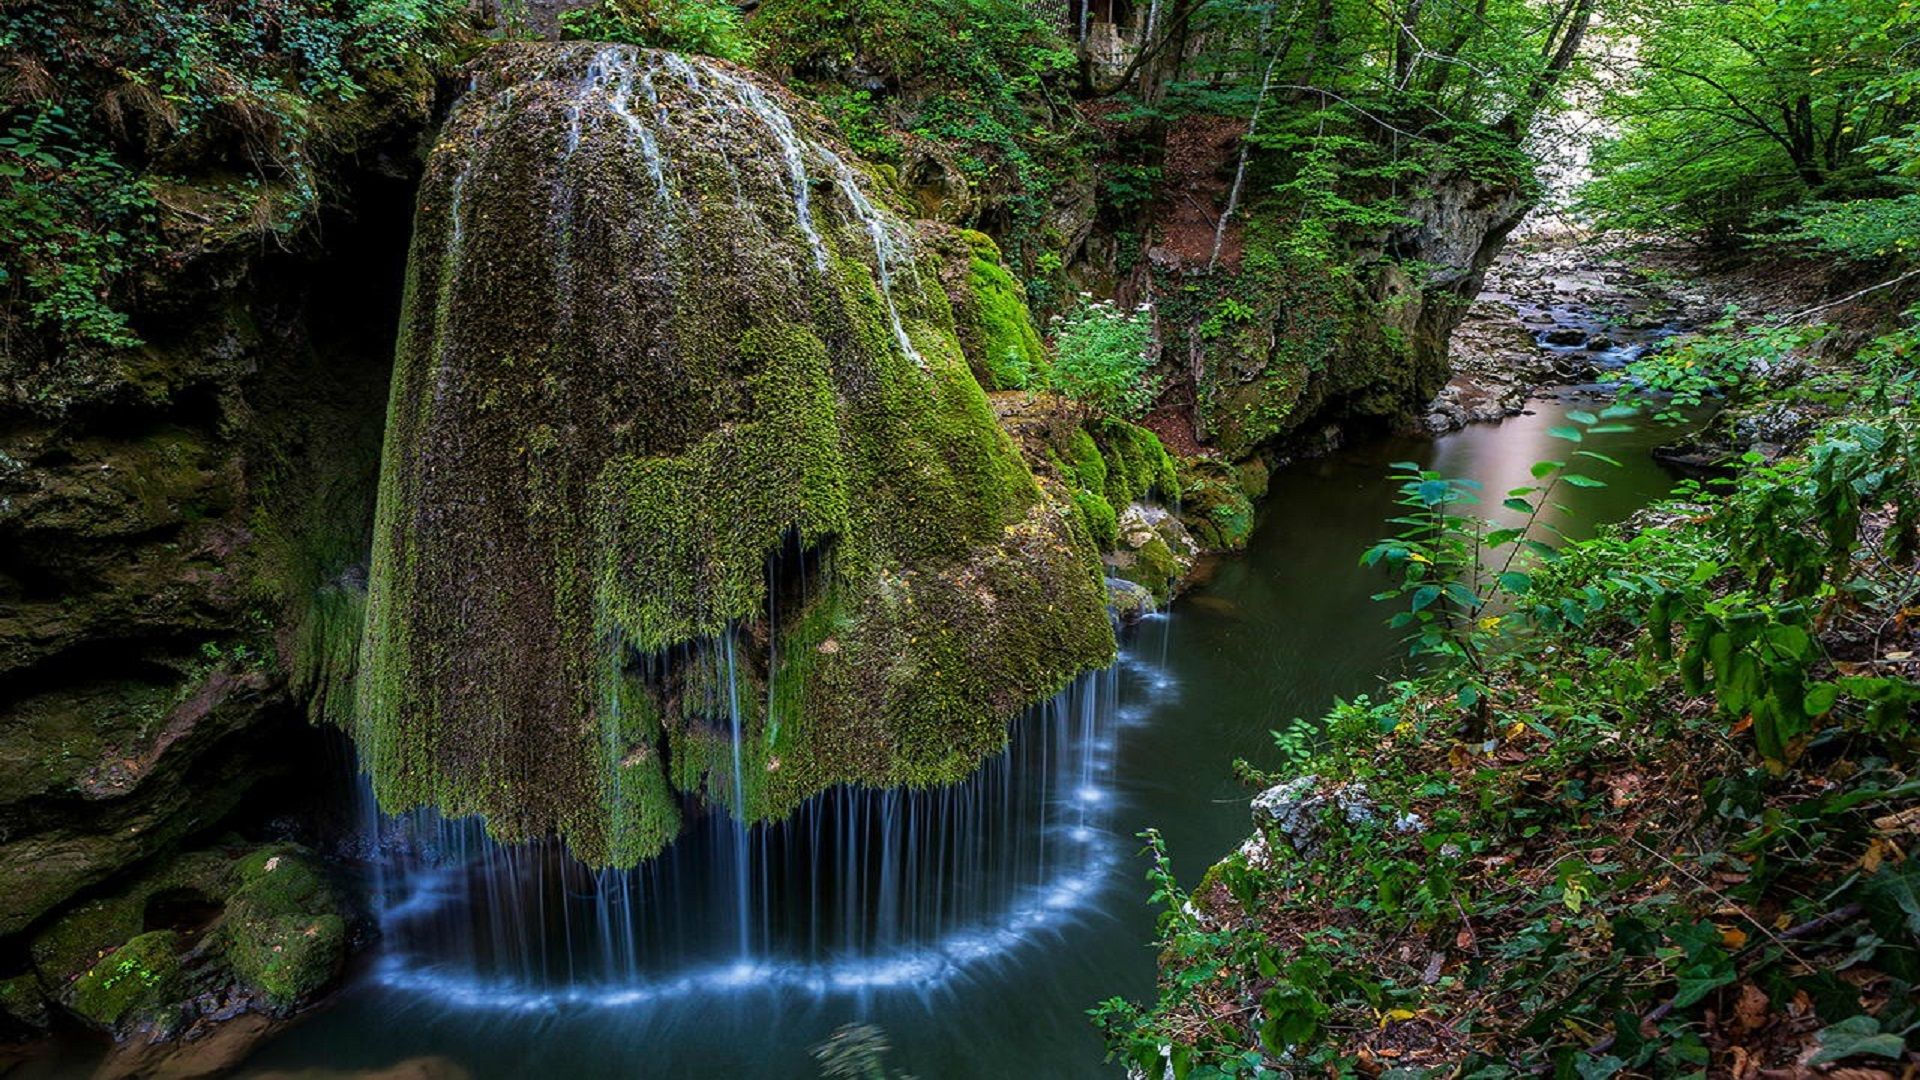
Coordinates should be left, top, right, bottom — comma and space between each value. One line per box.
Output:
222, 388, 1687, 1079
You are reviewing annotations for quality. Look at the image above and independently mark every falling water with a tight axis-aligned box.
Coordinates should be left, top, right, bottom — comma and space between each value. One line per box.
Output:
640, 48, 925, 367
355, 627, 1156, 1009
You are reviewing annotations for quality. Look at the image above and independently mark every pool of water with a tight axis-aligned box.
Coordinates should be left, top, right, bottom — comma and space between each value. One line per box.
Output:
176, 390, 1687, 1079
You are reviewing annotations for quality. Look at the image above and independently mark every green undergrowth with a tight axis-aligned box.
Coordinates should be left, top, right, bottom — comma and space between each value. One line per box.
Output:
0, 0, 465, 406
1098, 312, 1920, 1075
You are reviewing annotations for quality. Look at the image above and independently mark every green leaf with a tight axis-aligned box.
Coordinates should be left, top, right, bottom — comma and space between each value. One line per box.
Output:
1670, 961, 1736, 1007
1809, 1016, 1906, 1064
1803, 683, 1841, 715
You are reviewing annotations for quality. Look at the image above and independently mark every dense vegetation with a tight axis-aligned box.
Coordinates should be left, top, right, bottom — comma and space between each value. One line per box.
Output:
8, 0, 1920, 1070
0, 0, 465, 390
1094, 0, 1920, 1068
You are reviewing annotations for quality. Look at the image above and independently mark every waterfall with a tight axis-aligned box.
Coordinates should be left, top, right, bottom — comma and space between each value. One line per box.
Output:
356, 39, 1121, 864
354, 629, 1164, 1008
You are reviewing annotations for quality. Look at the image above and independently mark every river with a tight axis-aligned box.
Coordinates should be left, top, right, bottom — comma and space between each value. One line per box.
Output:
183, 386, 1687, 1080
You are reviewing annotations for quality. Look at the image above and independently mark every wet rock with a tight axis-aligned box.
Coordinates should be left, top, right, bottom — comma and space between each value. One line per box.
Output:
1108, 503, 1199, 605
1105, 577, 1156, 625
1252, 776, 1422, 857
25, 843, 353, 1043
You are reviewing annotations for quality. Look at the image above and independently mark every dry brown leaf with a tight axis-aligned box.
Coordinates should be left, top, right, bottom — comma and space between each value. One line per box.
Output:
1732, 983, 1769, 1033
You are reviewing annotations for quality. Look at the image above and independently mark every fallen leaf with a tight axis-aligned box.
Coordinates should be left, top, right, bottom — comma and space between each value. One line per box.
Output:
1732, 983, 1769, 1033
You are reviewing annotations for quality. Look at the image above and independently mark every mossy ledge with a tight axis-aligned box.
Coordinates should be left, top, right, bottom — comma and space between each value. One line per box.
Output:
354, 43, 1114, 867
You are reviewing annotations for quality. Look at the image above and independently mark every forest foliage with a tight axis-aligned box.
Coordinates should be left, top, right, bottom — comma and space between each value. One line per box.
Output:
0, 0, 466, 382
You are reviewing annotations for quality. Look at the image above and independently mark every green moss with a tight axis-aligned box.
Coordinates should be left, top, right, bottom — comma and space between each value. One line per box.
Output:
353, 45, 1113, 865
0, 973, 51, 1031
1072, 488, 1119, 547
220, 845, 348, 1011
948, 230, 1048, 390
1092, 419, 1179, 509
1117, 535, 1179, 603
1178, 457, 1256, 552
1235, 456, 1271, 501
66, 930, 183, 1031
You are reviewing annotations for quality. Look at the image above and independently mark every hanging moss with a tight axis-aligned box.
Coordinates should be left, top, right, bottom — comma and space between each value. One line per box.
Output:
354, 43, 1113, 865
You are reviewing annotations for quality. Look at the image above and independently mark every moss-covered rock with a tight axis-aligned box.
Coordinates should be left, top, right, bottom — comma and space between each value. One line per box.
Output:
0, 972, 51, 1032
355, 44, 1113, 866
940, 229, 1049, 390
1107, 504, 1198, 604
1159, 172, 1528, 459
24, 843, 350, 1037
220, 846, 348, 1010
66, 930, 185, 1033
1178, 456, 1257, 553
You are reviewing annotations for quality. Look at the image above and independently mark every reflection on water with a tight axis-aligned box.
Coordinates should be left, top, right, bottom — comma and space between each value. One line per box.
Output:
234, 392, 1686, 1079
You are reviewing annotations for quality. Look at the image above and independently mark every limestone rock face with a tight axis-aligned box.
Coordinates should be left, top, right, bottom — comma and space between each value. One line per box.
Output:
1172, 169, 1531, 458
356, 43, 1114, 866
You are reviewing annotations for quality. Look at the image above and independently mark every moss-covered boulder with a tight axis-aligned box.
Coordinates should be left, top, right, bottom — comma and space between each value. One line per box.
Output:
355, 43, 1113, 866
219, 846, 349, 1009
66, 930, 187, 1033
939, 229, 1049, 390
23, 843, 350, 1039
1178, 456, 1258, 553
1108, 504, 1199, 604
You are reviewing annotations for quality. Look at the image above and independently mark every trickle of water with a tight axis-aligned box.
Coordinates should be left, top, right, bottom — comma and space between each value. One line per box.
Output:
650, 50, 924, 367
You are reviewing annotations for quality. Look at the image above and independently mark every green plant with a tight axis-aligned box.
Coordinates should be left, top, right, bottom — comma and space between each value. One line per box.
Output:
1045, 297, 1159, 419
559, 0, 750, 61
1613, 314, 1831, 422
0, 0, 464, 366
1361, 406, 1632, 723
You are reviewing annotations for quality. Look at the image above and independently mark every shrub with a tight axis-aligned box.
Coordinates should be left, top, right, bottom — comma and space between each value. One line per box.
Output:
1046, 297, 1159, 419
558, 0, 750, 61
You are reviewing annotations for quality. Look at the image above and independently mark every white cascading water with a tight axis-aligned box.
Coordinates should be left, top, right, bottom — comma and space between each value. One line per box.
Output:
354, 610, 1175, 1009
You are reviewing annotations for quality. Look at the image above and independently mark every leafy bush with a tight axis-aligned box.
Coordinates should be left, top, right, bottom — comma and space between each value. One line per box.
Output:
1361, 407, 1631, 723
1042, 297, 1159, 419
1611, 315, 1830, 422
558, 0, 749, 61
